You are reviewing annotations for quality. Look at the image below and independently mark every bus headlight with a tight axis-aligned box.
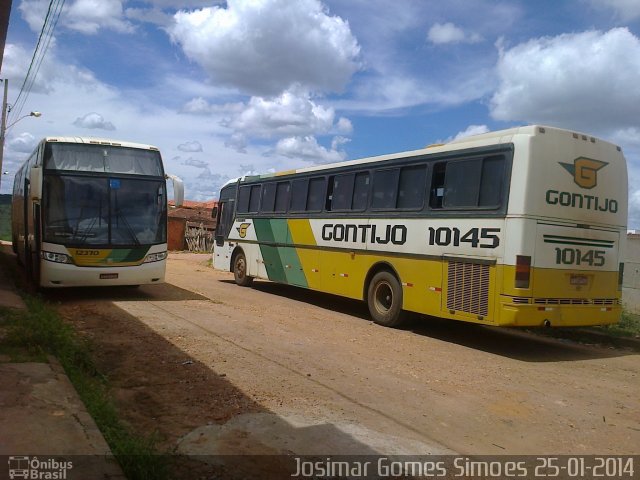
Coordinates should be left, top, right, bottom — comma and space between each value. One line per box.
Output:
42, 251, 72, 264
144, 252, 167, 263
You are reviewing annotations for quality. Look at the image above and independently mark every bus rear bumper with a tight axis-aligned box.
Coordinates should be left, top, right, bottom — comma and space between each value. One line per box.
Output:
40, 260, 166, 287
497, 297, 621, 327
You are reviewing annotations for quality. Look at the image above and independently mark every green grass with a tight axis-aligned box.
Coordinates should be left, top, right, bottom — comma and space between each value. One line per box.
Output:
0, 204, 11, 242
0, 297, 168, 480
595, 311, 640, 338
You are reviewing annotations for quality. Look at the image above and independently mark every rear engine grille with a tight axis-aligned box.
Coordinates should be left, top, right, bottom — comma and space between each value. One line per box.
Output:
447, 261, 490, 316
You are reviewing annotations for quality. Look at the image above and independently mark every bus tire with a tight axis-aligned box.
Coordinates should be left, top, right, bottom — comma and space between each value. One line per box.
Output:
367, 270, 405, 327
233, 251, 253, 287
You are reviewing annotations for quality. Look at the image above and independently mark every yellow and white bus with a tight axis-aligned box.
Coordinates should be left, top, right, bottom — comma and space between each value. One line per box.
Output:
213, 125, 627, 328
12, 137, 183, 287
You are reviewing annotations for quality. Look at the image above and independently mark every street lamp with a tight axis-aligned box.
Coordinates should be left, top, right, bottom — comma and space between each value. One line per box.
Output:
5, 111, 42, 131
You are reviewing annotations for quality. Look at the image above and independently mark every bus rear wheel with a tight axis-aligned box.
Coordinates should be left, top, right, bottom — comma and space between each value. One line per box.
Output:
233, 251, 253, 287
367, 271, 405, 327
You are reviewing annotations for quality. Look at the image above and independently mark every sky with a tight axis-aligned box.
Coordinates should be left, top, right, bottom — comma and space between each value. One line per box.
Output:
2, 0, 640, 228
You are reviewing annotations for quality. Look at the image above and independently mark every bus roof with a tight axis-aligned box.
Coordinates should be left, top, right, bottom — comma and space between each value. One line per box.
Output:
43, 136, 160, 151
220, 124, 622, 189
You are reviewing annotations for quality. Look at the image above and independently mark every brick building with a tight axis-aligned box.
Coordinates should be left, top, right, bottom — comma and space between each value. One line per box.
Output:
168, 200, 217, 251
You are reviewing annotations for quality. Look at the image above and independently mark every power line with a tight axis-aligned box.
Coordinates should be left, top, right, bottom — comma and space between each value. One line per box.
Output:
9, 0, 65, 124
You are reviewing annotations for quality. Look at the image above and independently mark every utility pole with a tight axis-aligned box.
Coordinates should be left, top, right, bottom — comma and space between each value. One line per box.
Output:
0, 78, 8, 189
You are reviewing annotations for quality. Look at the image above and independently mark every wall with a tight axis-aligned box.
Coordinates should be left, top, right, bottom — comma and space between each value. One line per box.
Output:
623, 233, 640, 314
168, 217, 186, 251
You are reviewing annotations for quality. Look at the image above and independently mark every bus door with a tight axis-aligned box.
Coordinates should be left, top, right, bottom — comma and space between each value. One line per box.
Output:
214, 199, 235, 271
23, 174, 42, 285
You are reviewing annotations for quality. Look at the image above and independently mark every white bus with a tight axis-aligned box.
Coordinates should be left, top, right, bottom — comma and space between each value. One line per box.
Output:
213, 125, 627, 328
12, 137, 184, 287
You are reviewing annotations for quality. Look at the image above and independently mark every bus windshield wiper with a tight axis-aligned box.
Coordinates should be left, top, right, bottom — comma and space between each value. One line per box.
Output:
114, 209, 140, 246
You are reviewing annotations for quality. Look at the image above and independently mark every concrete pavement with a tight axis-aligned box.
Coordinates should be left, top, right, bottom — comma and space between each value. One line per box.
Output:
0, 242, 125, 479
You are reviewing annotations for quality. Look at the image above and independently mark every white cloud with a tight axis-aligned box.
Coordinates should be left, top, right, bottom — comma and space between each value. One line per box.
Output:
180, 97, 244, 115
490, 28, 640, 228
331, 136, 350, 151
427, 22, 481, 45
20, 0, 134, 35
451, 124, 490, 141
275, 136, 347, 164
337, 71, 494, 113
336, 117, 353, 134
73, 112, 116, 130
18, 0, 51, 32
124, 7, 173, 27
222, 87, 352, 139
225, 133, 248, 153
0, 44, 279, 201
181, 157, 208, 168
169, 0, 361, 96
490, 28, 640, 133
177, 141, 203, 152
585, 0, 640, 20
7, 133, 38, 154
66, 0, 134, 34
2, 43, 53, 96
143, 0, 223, 7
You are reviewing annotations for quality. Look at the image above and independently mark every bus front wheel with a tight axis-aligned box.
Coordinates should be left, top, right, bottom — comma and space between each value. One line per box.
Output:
367, 271, 405, 327
233, 251, 253, 287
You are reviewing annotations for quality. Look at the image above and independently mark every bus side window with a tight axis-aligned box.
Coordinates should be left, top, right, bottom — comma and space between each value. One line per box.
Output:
223, 200, 235, 238
261, 183, 276, 212
330, 173, 354, 211
215, 202, 226, 246
290, 179, 308, 212
478, 155, 505, 207
372, 169, 399, 209
352, 172, 370, 210
398, 164, 427, 209
430, 162, 446, 209
248, 185, 261, 213
238, 186, 251, 213
307, 177, 325, 212
444, 159, 482, 207
274, 182, 290, 212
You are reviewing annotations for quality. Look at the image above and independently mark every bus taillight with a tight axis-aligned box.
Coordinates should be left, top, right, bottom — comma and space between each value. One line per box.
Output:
515, 255, 531, 289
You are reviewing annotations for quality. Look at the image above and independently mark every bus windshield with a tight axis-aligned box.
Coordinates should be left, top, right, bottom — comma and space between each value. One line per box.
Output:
43, 175, 167, 246
44, 143, 164, 176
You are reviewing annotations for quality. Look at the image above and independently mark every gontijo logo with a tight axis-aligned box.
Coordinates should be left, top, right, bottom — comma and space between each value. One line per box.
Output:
236, 223, 251, 238
559, 157, 608, 189
545, 157, 618, 213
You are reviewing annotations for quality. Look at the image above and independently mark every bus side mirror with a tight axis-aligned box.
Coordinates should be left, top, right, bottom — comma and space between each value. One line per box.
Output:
166, 174, 184, 207
29, 167, 42, 201
211, 206, 218, 219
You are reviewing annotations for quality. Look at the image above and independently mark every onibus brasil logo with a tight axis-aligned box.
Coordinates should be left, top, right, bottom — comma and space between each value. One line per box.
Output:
559, 157, 608, 189
8, 456, 72, 479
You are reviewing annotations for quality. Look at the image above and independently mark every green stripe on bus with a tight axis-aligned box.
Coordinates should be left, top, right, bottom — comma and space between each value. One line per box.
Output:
107, 247, 150, 263
253, 219, 308, 287
254, 219, 288, 283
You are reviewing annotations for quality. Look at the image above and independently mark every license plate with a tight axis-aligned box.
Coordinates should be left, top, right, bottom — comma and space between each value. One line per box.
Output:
100, 273, 119, 280
570, 275, 588, 286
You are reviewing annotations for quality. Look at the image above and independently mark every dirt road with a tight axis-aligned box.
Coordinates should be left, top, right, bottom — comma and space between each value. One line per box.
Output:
50, 253, 639, 458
